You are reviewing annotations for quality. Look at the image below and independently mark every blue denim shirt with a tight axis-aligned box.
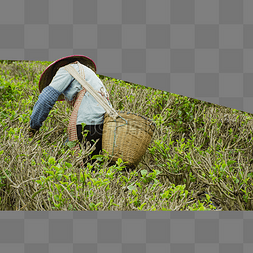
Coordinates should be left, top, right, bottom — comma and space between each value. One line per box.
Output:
30, 63, 111, 130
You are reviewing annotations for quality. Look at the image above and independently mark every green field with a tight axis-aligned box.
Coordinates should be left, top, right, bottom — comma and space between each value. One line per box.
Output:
1, 60, 253, 211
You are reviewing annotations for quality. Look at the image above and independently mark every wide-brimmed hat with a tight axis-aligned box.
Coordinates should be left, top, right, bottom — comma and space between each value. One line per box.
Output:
38, 55, 96, 101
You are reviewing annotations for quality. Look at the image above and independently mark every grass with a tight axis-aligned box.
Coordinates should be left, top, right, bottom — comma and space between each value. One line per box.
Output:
1, 60, 253, 211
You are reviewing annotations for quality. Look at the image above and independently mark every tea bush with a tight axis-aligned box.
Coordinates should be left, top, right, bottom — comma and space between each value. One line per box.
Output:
1, 61, 253, 211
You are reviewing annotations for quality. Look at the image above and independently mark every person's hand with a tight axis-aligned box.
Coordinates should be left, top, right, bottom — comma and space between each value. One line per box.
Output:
28, 128, 38, 138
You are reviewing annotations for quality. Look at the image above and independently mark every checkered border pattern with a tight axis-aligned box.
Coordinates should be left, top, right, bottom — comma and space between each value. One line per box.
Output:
0, 1, 253, 113
0, 211, 252, 253
0, 1, 252, 252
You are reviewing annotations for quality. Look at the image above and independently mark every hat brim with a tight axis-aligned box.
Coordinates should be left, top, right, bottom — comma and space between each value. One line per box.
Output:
38, 55, 97, 101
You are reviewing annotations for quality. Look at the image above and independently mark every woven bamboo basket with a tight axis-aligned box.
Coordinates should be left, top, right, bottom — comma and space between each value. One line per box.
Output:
102, 111, 156, 167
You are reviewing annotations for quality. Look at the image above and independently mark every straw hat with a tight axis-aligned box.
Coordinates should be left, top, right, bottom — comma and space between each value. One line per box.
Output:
38, 55, 96, 101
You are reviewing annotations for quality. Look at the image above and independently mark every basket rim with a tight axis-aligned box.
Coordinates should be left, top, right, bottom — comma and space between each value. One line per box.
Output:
104, 110, 156, 129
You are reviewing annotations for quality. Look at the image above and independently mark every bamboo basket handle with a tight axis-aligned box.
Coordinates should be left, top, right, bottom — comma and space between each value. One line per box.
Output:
64, 63, 118, 120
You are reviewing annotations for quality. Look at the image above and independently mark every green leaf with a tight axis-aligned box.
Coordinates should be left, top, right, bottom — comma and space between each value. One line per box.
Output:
127, 185, 137, 191
247, 173, 253, 178
140, 169, 147, 177
95, 202, 103, 208
91, 154, 104, 161
54, 203, 61, 208
89, 202, 95, 210
51, 165, 60, 171
48, 157, 56, 165
54, 183, 61, 191
31, 188, 45, 199
67, 141, 77, 149
36, 180, 42, 185
116, 158, 123, 165
45, 171, 55, 176
54, 195, 60, 201
154, 170, 161, 175
227, 160, 236, 166
205, 194, 210, 202
138, 203, 147, 210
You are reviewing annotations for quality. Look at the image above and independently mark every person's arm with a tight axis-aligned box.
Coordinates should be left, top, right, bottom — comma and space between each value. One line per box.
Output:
29, 86, 61, 132
28, 66, 76, 137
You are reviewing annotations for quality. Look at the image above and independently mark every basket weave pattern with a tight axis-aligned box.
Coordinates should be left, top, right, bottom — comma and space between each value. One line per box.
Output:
68, 88, 86, 155
67, 64, 87, 164
102, 111, 156, 167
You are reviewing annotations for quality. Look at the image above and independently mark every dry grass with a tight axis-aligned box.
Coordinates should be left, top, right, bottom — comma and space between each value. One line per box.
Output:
1, 61, 253, 211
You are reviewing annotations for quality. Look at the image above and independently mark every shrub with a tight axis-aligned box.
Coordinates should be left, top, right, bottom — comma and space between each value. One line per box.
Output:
1, 61, 252, 211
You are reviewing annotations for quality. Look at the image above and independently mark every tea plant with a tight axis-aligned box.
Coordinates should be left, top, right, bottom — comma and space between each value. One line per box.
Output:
1, 60, 253, 211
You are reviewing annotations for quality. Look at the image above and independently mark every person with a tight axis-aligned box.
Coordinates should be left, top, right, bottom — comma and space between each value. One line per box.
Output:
28, 55, 112, 163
